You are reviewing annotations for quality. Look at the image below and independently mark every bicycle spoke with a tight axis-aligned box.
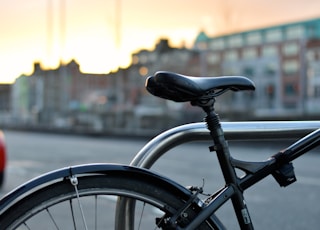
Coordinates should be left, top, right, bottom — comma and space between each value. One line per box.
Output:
69, 199, 77, 230
24, 223, 31, 230
70, 175, 88, 230
137, 202, 146, 229
95, 195, 98, 230
46, 208, 60, 230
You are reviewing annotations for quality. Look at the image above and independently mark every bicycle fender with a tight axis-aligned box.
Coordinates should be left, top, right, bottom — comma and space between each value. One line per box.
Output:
0, 163, 191, 215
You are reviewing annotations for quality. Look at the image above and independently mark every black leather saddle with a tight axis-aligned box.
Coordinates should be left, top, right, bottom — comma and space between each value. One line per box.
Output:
145, 71, 255, 102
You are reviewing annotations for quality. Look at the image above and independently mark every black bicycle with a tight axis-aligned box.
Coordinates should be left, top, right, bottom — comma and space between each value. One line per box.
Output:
0, 71, 319, 229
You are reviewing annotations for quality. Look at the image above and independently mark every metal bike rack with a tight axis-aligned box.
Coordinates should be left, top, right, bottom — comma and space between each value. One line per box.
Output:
130, 121, 320, 168
115, 121, 320, 229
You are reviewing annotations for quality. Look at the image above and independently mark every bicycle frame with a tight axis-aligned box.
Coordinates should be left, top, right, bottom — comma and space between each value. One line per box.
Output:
184, 127, 320, 229
125, 120, 320, 229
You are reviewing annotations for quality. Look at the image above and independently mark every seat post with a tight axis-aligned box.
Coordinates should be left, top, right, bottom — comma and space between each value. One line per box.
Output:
202, 102, 254, 229
202, 103, 238, 184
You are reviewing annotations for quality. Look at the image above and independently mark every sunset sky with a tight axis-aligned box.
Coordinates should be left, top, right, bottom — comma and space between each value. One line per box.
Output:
1, 0, 320, 84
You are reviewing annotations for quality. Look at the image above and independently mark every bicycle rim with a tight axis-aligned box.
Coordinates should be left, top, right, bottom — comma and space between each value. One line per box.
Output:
0, 175, 214, 229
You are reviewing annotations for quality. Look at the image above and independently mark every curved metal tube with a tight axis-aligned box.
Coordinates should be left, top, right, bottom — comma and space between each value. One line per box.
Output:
118, 121, 320, 228
130, 121, 320, 168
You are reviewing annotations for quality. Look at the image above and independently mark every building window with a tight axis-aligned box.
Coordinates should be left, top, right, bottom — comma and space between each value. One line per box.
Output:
209, 38, 225, 50
307, 62, 320, 98
160, 55, 169, 63
243, 66, 255, 77
246, 32, 262, 45
308, 25, 316, 38
284, 83, 298, 96
286, 25, 304, 40
264, 62, 278, 76
266, 29, 282, 42
149, 53, 157, 62
262, 45, 278, 57
224, 66, 239, 75
283, 60, 299, 75
227, 35, 243, 48
242, 48, 257, 59
224, 50, 238, 61
132, 55, 139, 64
207, 52, 220, 64
139, 55, 148, 64
265, 84, 275, 100
282, 42, 299, 56
306, 50, 315, 61
314, 86, 320, 98
312, 63, 320, 77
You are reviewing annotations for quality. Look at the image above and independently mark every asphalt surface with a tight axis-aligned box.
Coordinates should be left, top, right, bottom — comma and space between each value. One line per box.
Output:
1, 130, 320, 229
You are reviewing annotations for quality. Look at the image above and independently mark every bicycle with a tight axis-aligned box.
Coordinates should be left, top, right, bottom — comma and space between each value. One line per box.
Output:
0, 71, 319, 229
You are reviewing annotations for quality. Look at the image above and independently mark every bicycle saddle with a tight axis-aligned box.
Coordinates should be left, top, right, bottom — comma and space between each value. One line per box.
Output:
146, 71, 255, 102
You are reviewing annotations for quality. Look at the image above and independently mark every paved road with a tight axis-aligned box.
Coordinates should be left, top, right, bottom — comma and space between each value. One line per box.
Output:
1, 130, 320, 229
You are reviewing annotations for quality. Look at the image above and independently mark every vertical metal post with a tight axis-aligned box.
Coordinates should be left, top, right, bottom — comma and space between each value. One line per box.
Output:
204, 107, 254, 230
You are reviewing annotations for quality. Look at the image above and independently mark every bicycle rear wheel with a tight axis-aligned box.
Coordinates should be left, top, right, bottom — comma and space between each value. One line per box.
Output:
0, 167, 217, 229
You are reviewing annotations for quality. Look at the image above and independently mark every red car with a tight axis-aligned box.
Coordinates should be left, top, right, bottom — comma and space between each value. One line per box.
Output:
0, 131, 6, 188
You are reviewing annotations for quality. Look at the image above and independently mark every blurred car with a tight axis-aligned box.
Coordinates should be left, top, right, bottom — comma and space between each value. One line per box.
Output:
0, 130, 6, 188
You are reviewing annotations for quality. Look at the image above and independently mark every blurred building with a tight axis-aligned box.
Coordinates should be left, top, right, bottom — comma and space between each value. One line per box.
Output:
0, 84, 11, 125
11, 60, 109, 132
9, 39, 203, 135
0, 84, 11, 112
194, 17, 320, 119
305, 39, 320, 116
6, 18, 320, 135
125, 39, 204, 134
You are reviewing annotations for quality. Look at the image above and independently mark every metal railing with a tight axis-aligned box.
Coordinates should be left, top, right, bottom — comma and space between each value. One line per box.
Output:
113, 121, 320, 228
130, 121, 320, 168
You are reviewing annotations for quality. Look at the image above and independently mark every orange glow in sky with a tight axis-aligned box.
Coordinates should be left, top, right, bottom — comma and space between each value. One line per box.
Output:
1, 0, 320, 83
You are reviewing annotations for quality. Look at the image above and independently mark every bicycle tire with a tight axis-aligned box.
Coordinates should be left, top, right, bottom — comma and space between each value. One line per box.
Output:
0, 167, 218, 229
